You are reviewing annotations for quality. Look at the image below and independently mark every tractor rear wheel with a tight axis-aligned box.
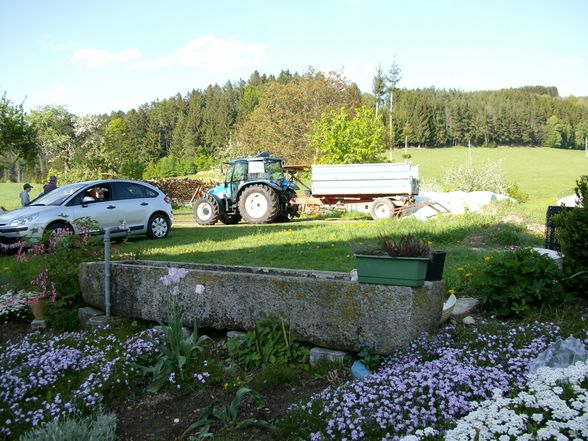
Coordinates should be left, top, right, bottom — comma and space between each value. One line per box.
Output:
238, 184, 280, 224
193, 195, 220, 225
369, 198, 396, 220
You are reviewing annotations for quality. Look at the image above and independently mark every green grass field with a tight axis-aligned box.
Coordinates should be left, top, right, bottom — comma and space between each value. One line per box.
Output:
1, 147, 585, 290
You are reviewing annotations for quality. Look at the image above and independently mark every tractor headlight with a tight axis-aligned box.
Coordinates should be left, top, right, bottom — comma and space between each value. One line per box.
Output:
9, 213, 40, 227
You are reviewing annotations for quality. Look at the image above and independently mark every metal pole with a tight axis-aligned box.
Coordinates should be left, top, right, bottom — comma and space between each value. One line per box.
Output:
104, 228, 111, 319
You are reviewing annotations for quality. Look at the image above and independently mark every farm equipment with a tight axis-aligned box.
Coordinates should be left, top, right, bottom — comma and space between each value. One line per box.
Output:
287, 162, 421, 220
192, 153, 299, 225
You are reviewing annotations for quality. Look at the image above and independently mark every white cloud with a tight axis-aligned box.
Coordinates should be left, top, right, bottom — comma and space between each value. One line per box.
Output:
39, 85, 67, 103
72, 48, 142, 68
134, 36, 269, 74
560, 57, 582, 64
341, 61, 377, 91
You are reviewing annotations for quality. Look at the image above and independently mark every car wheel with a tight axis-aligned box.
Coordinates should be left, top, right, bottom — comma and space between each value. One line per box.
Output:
147, 213, 170, 239
43, 222, 74, 242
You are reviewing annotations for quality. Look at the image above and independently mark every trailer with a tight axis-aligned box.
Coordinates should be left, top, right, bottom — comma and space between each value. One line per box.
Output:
288, 162, 420, 220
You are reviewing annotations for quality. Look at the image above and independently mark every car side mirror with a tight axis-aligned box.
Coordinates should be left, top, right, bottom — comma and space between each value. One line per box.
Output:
82, 196, 95, 207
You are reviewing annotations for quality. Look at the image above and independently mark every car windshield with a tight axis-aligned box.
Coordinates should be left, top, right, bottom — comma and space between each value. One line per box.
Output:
29, 183, 88, 206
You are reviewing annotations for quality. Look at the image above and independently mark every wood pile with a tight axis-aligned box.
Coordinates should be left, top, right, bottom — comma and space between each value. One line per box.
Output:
146, 178, 220, 207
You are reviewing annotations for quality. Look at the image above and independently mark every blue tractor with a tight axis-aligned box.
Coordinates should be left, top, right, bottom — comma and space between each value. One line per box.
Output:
192, 153, 299, 225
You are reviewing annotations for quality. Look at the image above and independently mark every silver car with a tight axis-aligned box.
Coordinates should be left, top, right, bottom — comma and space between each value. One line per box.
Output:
0, 179, 173, 243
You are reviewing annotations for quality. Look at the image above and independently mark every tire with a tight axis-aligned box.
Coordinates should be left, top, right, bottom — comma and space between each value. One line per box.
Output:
238, 184, 280, 224
219, 212, 241, 225
369, 198, 397, 220
43, 222, 74, 242
193, 195, 220, 225
147, 213, 170, 239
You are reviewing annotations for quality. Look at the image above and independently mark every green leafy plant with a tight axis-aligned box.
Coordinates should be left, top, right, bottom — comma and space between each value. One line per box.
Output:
138, 267, 210, 392
227, 316, 309, 369
467, 248, 569, 317
183, 387, 274, 439
355, 233, 431, 257
357, 346, 384, 371
17, 409, 117, 441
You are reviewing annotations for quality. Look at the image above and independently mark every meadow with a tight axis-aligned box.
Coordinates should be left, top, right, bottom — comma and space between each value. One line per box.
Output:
0, 147, 587, 440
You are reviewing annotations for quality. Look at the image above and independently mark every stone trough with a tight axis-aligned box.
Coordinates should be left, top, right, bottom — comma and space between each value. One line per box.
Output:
79, 260, 444, 354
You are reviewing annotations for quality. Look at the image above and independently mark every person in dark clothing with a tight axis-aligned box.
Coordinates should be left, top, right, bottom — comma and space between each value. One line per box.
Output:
43, 176, 58, 194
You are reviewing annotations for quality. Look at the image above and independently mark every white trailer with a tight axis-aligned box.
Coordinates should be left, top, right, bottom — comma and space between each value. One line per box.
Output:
309, 163, 419, 220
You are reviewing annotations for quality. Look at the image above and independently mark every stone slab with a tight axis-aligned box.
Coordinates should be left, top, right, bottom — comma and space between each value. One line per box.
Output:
79, 260, 445, 354
309, 347, 350, 366
452, 297, 479, 319
78, 306, 104, 328
31, 319, 47, 331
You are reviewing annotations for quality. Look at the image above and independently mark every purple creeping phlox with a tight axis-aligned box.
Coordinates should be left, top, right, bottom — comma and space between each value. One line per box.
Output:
0, 329, 159, 439
297, 321, 581, 441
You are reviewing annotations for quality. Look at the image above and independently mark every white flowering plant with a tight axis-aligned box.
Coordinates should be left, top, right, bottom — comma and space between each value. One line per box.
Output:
0, 290, 35, 323
445, 360, 588, 440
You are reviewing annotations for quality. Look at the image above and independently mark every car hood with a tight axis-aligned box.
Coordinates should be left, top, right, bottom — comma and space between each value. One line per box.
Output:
0, 205, 57, 222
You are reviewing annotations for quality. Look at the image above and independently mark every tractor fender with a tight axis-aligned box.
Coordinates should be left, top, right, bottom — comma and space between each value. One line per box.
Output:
236, 181, 281, 199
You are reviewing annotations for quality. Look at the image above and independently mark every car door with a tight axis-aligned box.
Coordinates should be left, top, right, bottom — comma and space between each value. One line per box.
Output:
67, 183, 118, 233
110, 182, 153, 233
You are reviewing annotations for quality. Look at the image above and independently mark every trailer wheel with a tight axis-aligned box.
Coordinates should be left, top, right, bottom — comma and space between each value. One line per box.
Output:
239, 184, 280, 224
370, 198, 396, 220
193, 195, 220, 225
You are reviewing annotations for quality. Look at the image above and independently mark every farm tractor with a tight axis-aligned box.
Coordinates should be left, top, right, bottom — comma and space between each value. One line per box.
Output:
192, 153, 299, 225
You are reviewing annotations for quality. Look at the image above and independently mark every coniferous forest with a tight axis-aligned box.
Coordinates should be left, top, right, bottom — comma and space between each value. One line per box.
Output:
1, 68, 587, 183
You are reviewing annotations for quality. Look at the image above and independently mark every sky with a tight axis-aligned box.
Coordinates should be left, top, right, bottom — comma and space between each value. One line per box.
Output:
1, 0, 587, 115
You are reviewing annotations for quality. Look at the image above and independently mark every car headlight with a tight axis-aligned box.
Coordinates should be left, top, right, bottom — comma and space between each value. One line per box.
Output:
9, 213, 40, 227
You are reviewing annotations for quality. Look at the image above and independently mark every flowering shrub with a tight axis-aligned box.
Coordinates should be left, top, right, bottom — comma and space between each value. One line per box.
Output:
446, 361, 588, 440
0, 329, 158, 439
282, 321, 587, 440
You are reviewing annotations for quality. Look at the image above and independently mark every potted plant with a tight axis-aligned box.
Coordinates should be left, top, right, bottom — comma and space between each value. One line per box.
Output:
354, 233, 431, 287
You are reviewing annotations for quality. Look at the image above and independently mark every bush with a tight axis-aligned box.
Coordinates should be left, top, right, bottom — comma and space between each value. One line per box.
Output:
554, 175, 588, 294
506, 182, 529, 203
467, 248, 568, 317
18, 411, 117, 441
441, 160, 508, 194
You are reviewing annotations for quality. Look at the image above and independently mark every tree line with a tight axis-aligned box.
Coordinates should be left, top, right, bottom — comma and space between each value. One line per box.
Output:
1, 68, 587, 183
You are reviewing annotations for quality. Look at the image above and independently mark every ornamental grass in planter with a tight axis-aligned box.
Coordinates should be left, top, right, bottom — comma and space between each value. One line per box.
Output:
354, 234, 431, 287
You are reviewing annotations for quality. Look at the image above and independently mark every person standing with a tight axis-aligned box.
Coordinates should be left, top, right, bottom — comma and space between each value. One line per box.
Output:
43, 176, 58, 194
20, 183, 33, 207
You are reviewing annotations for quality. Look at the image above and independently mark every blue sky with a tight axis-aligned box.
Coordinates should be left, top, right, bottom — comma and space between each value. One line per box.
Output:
1, 0, 587, 115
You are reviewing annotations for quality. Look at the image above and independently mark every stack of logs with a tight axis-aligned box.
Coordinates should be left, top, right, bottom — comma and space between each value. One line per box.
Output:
146, 178, 219, 207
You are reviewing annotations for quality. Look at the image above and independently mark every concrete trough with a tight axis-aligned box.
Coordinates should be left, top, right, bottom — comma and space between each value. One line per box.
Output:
79, 260, 444, 354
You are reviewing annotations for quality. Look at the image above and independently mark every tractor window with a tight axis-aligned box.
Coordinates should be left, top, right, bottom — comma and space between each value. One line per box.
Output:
231, 162, 248, 182
266, 161, 284, 180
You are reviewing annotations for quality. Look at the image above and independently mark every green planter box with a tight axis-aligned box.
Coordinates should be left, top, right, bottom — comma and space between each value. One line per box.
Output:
355, 254, 429, 287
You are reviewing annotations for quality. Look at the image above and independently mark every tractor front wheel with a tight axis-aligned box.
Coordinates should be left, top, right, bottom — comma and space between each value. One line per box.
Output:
193, 195, 220, 225
238, 185, 280, 224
